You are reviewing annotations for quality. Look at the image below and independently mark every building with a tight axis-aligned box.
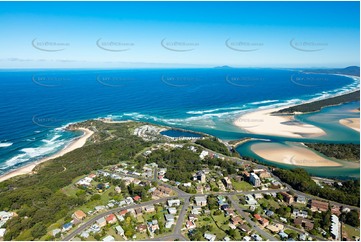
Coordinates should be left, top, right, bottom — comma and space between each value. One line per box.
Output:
231, 216, 243, 226
186, 220, 196, 229
293, 209, 308, 218
280, 192, 294, 204
200, 150, 209, 159
197, 172, 206, 183
296, 195, 307, 204
106, 214, 117, 224
72, 210, 87, 220
168, 199, 181, 207
266, 223, 284, 233
168, 207, 177, 215
96, 217, 107, 227
204, 233, 217, 241
136, 224, 147, 233
330, 215, 340, 240
294, 217, 314, 230
250, 173, 261, 186
158, 186, 172, 195
310, 200, 328, 212
194, 196, 207, 207
62, 223, 73, 232
223, 177, 233, 189
164, 214, 175, 223
115, 225, 124, 236
143, 205, 155, 213
102, 235, 115, 241
245, 194, 258, 205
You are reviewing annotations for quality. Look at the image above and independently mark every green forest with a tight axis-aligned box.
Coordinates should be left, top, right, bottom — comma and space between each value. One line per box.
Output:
0, 121, 150, 240
274, 90, 360, 114
273, 168, 360, 207
305, 143, 360, 161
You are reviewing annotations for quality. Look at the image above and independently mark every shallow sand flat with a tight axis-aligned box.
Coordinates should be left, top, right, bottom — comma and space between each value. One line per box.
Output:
234, 107, 326, 138
0, 128, 94, 183
251, 142, 341, 167
339, 118, 360, 132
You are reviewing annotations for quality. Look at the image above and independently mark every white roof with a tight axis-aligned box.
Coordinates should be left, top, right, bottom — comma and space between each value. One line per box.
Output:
0, 228, 6, 238
102, 235, 115, 241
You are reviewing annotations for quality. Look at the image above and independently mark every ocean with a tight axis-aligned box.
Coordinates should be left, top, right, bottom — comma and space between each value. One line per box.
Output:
0, 68, 359, 177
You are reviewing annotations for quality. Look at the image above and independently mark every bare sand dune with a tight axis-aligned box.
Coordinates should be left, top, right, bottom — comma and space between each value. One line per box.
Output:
234, 107, 326, 138
339, 118, 360, 132
251, 142, 341, 167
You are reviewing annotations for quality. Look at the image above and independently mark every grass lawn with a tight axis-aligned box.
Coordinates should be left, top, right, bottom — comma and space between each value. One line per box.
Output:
259, 198, 280, 209
232, 181, 253, 191
343, 224, 360, 239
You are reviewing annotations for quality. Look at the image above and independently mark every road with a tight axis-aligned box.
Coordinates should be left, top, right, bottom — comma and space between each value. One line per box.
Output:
228, 195, 277, 241
63, 144, 358, 241
63, 196, 177, 241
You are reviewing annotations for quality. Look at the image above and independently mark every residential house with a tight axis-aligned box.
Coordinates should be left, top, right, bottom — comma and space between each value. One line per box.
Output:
293, 209, 308, 218
165, 214, 175, 223
168, 207, 177, 215
72, 210, 87, 220
143, 205, 155, 213
96, 217, 107, 227
147, 220, 159, 233
204, 233, 216, 241
136, 224, 147, 233
105, 214, 117, 224
253, 193, 263, 200
231, 216, 243, 226
266, 223, 284, 233
62, 223, 73, 232
194, 196, 207, 207
133, 195, 141, 202
280, 192, 294, 204
158, 186, 172, 195
223, 177, 233, 189
102, 235, 115, 241
310, 200, 328, 212
239, 224, 252, 234
245, 194, 257, 205
296, 195, 307, 204
115, 225, 124, 236
186, 220, 196, 229
188, 214, 198, 221
119, 210, 128, 216
199, 150, 209, 159
134, 207, 143, 216
279, 231, 289, 239
168, 199, 181, 207
294, 217, 314, 230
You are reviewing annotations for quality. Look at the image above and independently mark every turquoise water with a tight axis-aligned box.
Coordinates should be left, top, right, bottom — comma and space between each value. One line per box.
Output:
236, 101, 360, 179
160, 129, 203, 138
0, 69, 359, 177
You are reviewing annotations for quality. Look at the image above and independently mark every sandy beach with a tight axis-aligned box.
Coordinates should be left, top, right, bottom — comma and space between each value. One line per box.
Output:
251, 142, 341, 167
339, 118, 360, 132
234, 107, 326, 138
0, 128, 94, 183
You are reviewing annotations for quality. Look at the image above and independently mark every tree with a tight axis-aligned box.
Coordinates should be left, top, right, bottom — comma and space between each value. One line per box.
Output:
31, 223, 47, 239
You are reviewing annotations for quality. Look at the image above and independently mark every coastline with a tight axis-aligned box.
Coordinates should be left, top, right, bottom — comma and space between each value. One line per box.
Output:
0, 128, 94, 183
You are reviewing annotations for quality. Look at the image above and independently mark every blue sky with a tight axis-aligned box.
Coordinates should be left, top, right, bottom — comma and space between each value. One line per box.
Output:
0, 1, 359, 68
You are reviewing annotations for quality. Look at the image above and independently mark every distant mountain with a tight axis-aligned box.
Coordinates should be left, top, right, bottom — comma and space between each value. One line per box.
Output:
303, 66, 360, 77
214, 65, 233, 69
